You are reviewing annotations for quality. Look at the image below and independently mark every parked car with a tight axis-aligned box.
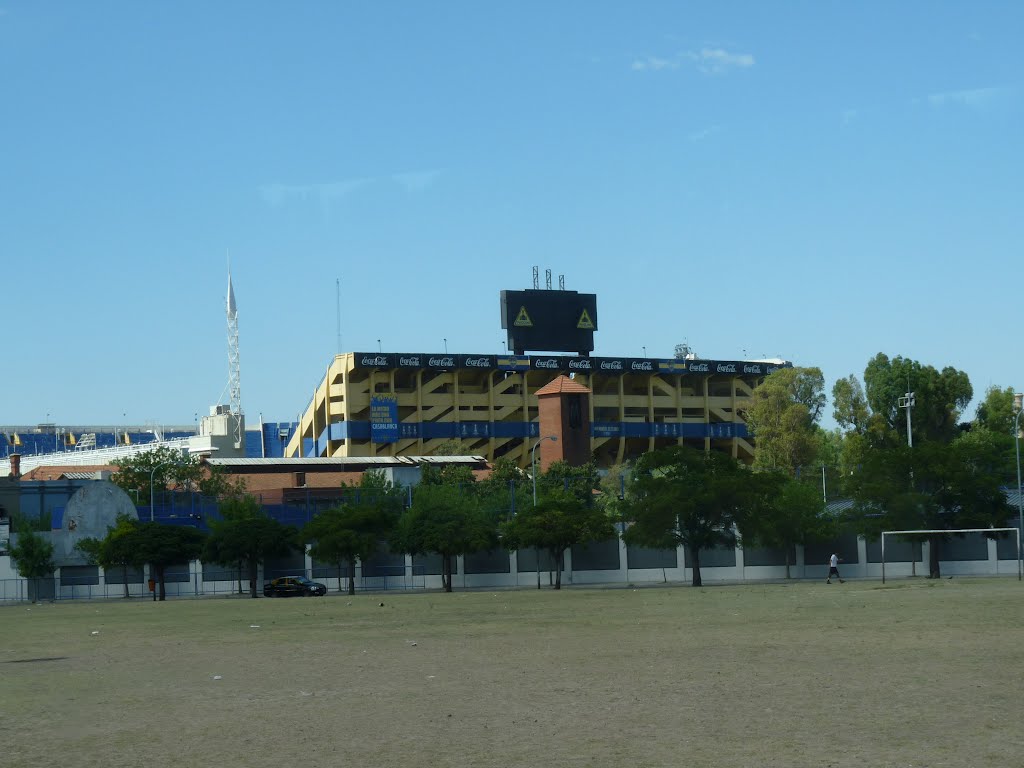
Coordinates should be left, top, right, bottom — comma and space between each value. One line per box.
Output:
263, 576, 328, 597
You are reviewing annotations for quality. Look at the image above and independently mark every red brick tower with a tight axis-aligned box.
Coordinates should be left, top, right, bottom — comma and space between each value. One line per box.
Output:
535, 375, 591, 471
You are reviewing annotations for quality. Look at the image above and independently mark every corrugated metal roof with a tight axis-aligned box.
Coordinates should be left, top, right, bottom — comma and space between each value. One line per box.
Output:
207, 456, 487, 467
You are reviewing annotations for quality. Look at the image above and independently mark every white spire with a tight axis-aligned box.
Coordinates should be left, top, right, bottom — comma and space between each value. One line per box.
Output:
227, 273, 237, 317
227, 270, 242, 448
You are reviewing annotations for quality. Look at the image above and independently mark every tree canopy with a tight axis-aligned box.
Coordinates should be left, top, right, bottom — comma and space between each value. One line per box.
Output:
202, 495, 298, 598
501, 489, 613, 589
130, 522, 206, 601
746, 367, 825, 475
621, 446, 761, 586
111, 446, 245, 504
392, 483, 496, 592
10, 531, 56, 602
75, 513, 140, 598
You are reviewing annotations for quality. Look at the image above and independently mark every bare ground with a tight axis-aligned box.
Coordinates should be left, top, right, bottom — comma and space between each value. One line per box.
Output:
4, 578, 1024, 768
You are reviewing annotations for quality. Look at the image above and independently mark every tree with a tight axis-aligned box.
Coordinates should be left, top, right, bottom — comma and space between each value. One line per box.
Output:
743, 475, 832, 578
863, 353, 972, 443
305, 501, 396, 595
621, 446, 757, 587
832, 374, 871, 434
746, 367, 825, 475
9, 531, 55, 603
475, 457, 532, 521
203, 495, 298, 598
975, 385, 1016, 435
75, 513, 140, 598
501, 489, 614, 589
848, 433, 1012, 578
127, 522, 205, 601
111, 446, 245, 506
392, 484, 496, 592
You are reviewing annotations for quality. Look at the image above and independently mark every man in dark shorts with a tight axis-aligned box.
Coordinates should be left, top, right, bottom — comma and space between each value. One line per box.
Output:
827, 552, 844, 584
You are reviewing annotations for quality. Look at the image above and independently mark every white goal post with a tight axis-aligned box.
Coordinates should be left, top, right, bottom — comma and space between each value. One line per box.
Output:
881, 528, 1021, 584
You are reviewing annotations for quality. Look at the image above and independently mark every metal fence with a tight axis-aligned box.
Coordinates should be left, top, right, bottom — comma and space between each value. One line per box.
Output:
0, 564, 429, 603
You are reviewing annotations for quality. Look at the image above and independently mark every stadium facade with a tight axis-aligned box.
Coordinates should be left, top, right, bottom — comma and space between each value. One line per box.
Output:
285, 351, 788, 467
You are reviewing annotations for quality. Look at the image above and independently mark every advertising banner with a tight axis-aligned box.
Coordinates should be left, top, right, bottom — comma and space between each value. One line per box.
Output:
369, 394, 399, 443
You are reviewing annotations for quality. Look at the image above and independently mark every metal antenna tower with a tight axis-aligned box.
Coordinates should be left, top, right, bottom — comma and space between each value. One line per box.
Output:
227, 272, 243, 448
558, 274, 565, 290
545, 268, 552, 289
532, 266, 539, 289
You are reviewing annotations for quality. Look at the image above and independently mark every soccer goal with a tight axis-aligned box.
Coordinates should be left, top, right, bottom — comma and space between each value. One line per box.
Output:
881, 528, 1021, 584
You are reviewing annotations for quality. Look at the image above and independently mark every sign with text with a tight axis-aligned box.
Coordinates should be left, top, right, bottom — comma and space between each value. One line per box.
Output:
369, 394, 399, 443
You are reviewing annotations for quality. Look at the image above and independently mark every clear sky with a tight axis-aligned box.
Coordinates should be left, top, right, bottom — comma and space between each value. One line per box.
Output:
2, 2, 1021, 429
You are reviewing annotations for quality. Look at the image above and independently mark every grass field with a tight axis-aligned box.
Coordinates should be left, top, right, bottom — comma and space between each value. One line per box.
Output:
4, 578, 1024, 768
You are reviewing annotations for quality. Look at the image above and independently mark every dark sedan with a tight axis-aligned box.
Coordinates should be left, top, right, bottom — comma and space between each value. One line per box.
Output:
263, 576, 328, 597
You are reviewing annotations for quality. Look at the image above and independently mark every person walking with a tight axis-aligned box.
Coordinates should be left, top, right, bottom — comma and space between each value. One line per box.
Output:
827, 553, 844, 584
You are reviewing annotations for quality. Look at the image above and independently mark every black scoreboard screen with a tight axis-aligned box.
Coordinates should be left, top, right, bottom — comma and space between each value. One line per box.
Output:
500, 289, 598, 355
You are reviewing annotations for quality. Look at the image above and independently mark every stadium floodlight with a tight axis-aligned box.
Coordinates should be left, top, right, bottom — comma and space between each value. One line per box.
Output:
897, 392, 915, 448
881, 528, 1021, 584
1014, 393, 1023, 581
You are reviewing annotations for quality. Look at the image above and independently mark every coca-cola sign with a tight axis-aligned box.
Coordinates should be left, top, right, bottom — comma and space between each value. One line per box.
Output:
595, 358, 626, 373
459, 355, 495, 369
742, 364, 763, 375
427, 356, 456, 369
397, 355, 422, 368
716, 363, 737, 373
689, 362, 711, 373
630, 360, 653, 372
358, 354, 392, 368
532, 357, 562, 370
568, 358, 592, 371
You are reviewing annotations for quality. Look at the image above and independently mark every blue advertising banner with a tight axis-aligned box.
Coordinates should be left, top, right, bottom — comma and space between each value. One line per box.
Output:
370, 395, 399, 443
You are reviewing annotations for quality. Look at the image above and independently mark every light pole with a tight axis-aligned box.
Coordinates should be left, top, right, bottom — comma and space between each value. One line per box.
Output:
531, 435, 557, 590
898, 390, 917, 574
1014, 393, 1023, 581
149, 461, 176, 522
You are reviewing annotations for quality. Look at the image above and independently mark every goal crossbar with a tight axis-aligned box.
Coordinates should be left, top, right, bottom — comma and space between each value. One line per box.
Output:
881, 528, 1021, 584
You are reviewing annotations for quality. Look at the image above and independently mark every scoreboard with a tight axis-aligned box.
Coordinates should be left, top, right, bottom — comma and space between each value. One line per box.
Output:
500, 289, 598, 355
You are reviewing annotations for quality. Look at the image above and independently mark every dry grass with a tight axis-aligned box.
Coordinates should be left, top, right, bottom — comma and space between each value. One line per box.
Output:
4, 578, 1024, 768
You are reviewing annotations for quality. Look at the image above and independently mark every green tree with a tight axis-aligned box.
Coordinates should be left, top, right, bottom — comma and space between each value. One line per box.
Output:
75, 514, 140, 598
975, 385, 1017, 435
111, 446, 245, 506
621, 446, 756, 587
305, 498, 397, 595
743, 475, 831, 579
129, 522, 206, 601
9, 531, 56, 603
203, 495, 298, 598
501, 489, 614, 589
392, 484, 496, 592
832, 374, 871, 434
475, 457, 532, 521
746, 367, 825, 475
863, 353, 972, 443
848, 433, 1011, 578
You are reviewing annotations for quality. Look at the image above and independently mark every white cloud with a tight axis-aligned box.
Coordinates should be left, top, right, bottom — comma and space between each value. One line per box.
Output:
632, 47, 754, 75
258, 178, 372, 209
687, 126, 720, 142
924, 86, 1004, 108
392, 169, 441, 193
693, 47, 755, 74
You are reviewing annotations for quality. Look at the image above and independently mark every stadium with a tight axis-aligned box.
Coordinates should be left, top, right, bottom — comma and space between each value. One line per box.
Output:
1, 273, 1018, 600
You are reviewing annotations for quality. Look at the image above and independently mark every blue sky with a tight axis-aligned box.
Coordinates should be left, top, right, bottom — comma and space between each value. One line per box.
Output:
1, 2, 1021, 429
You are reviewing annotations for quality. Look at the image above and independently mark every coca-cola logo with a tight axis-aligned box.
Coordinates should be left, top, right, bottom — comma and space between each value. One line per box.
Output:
717, 364, 736, 373
600, 360, 623, 370
743, 364, 762, 374
690, 363, 710, 372
631, 361, 653, 371
399, 356, 421, 367
568, 359, 592, 370
428, 357, 455, 367
361, 356, 388, 366
464, 357, 490, 367
535, 359, 559, 369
